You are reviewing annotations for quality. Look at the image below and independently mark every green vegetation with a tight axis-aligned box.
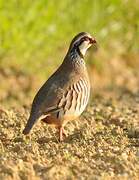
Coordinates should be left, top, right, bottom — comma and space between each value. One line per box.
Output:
0, 0, 138, 76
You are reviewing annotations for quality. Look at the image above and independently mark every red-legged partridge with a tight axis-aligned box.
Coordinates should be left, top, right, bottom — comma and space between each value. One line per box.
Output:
23, 32, 96, 141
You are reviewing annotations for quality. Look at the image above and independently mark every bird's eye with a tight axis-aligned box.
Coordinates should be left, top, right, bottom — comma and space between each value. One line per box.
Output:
83, 37, 89, 41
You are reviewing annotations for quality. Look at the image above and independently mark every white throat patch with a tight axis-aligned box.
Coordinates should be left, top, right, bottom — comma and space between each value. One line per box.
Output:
79, 41, 91, 56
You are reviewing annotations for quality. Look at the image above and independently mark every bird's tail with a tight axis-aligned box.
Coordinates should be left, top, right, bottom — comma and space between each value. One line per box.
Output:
23, 114, 39, 135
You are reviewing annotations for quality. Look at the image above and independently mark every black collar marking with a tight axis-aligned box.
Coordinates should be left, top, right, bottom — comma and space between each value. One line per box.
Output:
77, 46, 84, 59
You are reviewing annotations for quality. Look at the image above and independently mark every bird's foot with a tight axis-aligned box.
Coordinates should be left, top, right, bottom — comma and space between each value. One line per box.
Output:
58, 126, 67, 142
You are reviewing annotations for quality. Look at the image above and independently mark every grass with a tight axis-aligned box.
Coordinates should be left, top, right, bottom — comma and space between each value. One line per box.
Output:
0, 0, 139, 77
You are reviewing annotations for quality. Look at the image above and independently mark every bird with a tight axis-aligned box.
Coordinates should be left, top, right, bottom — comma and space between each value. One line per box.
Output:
23, 32, 97, 141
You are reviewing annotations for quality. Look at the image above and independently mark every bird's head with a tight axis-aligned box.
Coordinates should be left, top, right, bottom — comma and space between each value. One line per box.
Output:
69, 32, 96, 58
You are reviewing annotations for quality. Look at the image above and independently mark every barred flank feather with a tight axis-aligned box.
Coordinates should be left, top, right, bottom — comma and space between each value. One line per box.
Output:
23, 32, 96, 141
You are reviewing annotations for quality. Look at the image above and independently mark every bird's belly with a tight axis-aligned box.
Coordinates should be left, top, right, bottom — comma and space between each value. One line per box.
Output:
41, 100, 88, 126
42, 78, 90, 126
41, 113, 78, 126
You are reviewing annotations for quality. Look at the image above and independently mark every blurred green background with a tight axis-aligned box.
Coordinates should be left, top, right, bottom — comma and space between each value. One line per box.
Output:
0, 0, 139, 105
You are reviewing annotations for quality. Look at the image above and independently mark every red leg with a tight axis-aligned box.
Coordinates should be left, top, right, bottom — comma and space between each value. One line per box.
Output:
59, 127, 63, 142
62, 128, 67, 137
58, 126, 67, 142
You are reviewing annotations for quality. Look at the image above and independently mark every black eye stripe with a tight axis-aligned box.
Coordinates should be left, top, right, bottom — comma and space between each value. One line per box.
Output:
74, 37, 89, 47
82, 36, 90, 41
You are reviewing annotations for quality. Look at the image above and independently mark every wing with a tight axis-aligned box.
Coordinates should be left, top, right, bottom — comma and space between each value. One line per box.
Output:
23, 71, 71, 135
30, 69, 74, 118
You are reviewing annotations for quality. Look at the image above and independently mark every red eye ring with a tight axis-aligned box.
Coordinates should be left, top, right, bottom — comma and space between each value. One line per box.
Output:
82, 36, 96, 43
83, 37, 89, 41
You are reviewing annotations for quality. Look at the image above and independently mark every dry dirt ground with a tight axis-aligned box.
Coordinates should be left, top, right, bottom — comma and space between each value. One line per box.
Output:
0, 64, 139, 180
